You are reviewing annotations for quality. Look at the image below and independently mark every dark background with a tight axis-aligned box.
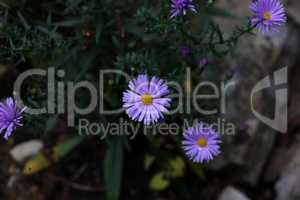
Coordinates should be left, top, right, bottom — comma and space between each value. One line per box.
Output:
0, 0, 300, 199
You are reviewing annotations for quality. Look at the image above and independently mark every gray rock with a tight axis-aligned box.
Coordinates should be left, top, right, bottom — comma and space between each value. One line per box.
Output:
218, 186, 251, 200
276, 169, 300, 200
270, 134, 300, 200
287, 0, 300, 25
208, 0, 300, 187
10, 140, 43, 163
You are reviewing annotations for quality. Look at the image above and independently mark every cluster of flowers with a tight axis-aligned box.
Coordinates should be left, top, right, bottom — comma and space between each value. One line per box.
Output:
123, 74, 221, 163
171, 0, 287, 34
122, 0, 287, 163
0, 0, 287, 164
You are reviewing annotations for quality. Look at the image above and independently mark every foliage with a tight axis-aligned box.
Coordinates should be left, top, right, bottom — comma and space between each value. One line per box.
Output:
0, 0, 255, 199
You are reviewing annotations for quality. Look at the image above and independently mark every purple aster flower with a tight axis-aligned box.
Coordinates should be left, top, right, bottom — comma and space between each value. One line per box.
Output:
170, 0, 197, 18
182, 122, 221, 163
179, 45, 190, 57
250, 0, 287, 34
198, 57, 208, 66
123, 74, 171, 125
0, 97, 26, 140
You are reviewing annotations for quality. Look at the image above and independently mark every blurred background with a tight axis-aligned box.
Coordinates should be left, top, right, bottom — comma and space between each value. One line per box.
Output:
0, 0, 299, 199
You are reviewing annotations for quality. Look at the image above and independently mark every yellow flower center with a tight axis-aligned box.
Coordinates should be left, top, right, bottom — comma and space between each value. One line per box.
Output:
197, 137, 207, 148
141, 94, 153, 105
263, 12, 271, 20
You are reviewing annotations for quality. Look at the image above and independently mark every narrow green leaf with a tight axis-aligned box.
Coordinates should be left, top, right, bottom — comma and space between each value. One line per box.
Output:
53, 19, 84, 27
17, 11, 30, 30
95, 14, 103, 44
35, 26, 60, 39
47, 12, 52, 25
104, 137, 124, 200
144, 154, 155, 170
52, 136, 84, 159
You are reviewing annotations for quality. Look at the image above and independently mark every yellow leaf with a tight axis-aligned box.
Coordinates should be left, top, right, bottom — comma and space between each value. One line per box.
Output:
22, 137, 84, 175
170, 156, 185, 177
149, 172, 169, 191
23, 154, 50, 175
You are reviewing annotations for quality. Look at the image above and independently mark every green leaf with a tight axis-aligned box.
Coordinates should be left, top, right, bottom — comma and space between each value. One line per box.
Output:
144, 154, 155, 170
52, 136, 84, 159
95, 14, 103, 44
47, 12, 52, 25
104, 137, 124, 200
170, 156, 185, 177
112, 36, 120, 49
149, 172, 170, 191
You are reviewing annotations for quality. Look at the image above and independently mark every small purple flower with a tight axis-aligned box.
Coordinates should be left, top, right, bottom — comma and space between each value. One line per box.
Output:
123, 74, 171, 125
170, 0, 197, 18
250, 0, 287, 34
198, 57, 208, 66
179, 45, 190, 57
0, 97, 26, 140
182, 122, 221, 163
